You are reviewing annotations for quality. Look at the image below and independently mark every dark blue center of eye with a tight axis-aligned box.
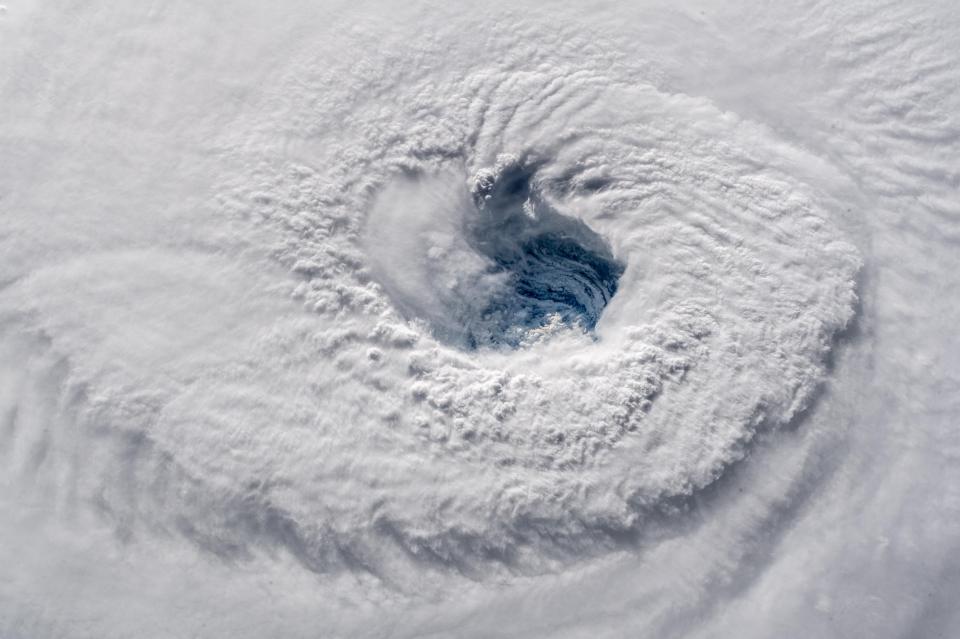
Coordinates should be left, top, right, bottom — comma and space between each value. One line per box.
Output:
462, 163, 624, 349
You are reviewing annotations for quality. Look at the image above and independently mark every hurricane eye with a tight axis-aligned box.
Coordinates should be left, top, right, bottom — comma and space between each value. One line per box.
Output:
364, 161, 625, 351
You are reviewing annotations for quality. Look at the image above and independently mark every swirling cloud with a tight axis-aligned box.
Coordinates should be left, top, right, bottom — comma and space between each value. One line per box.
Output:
0, 1, 957, 638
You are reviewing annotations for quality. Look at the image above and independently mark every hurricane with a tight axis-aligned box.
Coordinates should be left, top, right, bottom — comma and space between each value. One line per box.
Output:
2, 1, 959, 638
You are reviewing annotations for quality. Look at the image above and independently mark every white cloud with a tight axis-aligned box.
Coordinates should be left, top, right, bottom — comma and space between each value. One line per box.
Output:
0, 1, 957, 637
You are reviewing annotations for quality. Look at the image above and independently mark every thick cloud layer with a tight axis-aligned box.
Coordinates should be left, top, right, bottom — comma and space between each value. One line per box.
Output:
1, 1, 958, 637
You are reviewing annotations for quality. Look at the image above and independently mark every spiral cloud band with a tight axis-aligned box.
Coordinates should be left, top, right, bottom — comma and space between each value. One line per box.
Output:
1, 1, 958, 637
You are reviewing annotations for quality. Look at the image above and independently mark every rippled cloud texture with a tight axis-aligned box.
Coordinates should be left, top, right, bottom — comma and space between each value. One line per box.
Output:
1, 1, 959, 637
